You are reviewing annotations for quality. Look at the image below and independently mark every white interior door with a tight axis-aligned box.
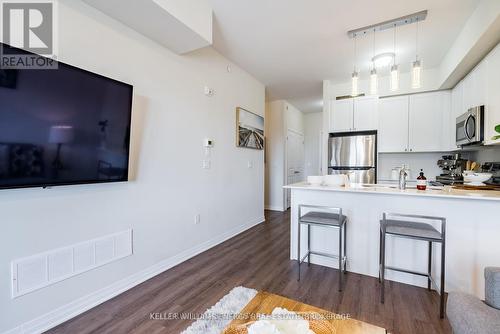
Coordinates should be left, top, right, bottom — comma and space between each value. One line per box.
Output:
286, 130, 305, 209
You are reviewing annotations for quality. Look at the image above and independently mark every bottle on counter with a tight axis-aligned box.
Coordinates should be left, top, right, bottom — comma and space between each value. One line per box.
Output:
417, 169, 427, 190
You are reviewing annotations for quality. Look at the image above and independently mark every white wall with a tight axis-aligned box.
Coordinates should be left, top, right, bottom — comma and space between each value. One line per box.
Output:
284, 103, 304, 134
439, 0, 500, 88
377, 152, 468, 182
155, 0, 213, 44
264, 100, 305, 211
265, 100, 285, 211
469, 146, 500, 164
304, 112, 322, 177
0, 0, 265, 332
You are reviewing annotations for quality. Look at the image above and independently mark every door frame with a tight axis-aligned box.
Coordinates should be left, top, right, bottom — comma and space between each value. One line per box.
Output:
284, 128, 305, 210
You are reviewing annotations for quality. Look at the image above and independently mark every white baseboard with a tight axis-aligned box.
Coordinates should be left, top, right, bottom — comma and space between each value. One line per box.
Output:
264, 205, 285, 212
3, 216, 265, 334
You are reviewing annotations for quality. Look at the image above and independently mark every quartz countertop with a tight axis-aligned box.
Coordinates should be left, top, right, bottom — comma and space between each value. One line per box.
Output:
284, 182, 500, 202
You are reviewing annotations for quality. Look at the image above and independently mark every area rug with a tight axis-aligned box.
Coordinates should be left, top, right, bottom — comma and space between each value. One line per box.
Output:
181, 286, 258, 334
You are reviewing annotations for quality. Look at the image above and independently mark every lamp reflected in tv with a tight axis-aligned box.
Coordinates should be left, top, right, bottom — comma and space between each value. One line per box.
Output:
49, 125, 74, 171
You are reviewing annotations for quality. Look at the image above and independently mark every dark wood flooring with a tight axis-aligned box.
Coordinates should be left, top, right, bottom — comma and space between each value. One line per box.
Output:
47, 210, 452, 334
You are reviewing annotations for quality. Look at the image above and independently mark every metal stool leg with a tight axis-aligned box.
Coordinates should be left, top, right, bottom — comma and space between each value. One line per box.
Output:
379, 227, 382, 283
338, 223, 343, 292
307, 224, 311, 266
428, 241, 432, 291
343, 220, 347, 273
440, 238, 446, 318
297, 222, 301, 282
380, 228, 386, 304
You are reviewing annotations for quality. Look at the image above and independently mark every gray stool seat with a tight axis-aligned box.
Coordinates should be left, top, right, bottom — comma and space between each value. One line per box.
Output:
381, 219, 442, 240
297, 205, 347, 292
379, 213, 446, 318
300, 211, 346, 226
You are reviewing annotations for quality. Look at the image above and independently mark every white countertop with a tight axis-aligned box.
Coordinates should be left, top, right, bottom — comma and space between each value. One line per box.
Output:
284, 182, 500, 201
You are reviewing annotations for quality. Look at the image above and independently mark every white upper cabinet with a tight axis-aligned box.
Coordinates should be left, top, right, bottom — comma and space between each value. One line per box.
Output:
379, 92, 451, 153
353, 96, 379, 131
485, 44, 500, 145
463, 59, 487, 110
329, 96, 378, 133
451, 80, 464, 119
450, 81, 464, 150
409, 91, 449, 152
330, 98, 353, 132
378, 96, 409, 152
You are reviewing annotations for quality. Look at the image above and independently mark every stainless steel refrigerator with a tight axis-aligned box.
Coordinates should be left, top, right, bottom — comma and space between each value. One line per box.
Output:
328, 131, 377, 184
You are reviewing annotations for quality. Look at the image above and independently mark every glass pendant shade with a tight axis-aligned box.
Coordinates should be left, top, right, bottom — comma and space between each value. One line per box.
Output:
370, 69, 378, 95
390, 64, 399, 91
412, 60, 422, 89
351, 71, 359, 97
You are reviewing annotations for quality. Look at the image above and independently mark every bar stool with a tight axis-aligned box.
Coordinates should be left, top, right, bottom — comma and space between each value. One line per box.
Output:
379, 212, 446, 318
297, 204, 347, 292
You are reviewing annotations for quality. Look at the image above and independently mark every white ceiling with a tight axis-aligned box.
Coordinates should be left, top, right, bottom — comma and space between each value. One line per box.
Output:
208, 0, 480, 112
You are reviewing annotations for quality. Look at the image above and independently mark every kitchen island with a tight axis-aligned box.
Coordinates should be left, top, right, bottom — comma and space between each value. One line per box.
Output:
284, 182, 500, 299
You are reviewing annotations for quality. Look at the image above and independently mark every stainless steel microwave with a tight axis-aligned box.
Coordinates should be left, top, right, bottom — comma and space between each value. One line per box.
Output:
456, 106, 484, 147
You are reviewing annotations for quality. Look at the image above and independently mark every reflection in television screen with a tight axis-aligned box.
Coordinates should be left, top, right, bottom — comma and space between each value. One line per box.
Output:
0, 43, 133, 189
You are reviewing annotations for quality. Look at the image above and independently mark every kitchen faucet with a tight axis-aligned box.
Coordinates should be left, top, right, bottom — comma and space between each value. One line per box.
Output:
399, 165, 408, 190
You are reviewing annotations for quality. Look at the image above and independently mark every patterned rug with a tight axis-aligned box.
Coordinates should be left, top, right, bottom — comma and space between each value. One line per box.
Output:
181, 286, 258, 334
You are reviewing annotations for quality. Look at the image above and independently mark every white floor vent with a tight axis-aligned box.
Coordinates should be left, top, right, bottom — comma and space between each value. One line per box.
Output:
11, 229, 133, 298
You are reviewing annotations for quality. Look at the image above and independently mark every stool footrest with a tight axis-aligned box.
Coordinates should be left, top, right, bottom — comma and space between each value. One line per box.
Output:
299, 250, 347, 263
384, 265, 442, 294
385, 265, 429, 277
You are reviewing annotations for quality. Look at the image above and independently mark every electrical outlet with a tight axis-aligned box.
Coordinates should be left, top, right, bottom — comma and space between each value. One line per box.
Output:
202, 160, 211, 169
195, 214, 201, 224
247, 161, 253, 169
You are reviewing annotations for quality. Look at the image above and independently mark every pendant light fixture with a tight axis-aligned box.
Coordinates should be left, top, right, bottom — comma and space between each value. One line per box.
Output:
411, 19, 422, 89
390, 24, 399, 91
351, 34, 359, 97
370, 29, 378, 95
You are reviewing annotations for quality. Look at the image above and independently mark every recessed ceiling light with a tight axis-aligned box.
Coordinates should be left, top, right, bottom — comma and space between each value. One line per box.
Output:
372, 52, 395, 68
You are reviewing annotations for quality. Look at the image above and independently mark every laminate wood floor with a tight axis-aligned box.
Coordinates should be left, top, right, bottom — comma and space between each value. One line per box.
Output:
47, 210, 452, 334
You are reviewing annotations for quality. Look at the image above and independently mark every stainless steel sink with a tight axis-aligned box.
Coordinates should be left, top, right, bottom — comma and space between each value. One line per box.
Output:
359, 184, 401, 189
358, 183, 443, 190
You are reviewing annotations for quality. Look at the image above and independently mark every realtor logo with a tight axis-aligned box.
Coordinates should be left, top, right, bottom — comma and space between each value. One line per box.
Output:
1, 0, 58, 69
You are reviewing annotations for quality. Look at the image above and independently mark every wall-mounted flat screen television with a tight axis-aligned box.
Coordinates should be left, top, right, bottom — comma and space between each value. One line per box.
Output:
0, 43, 133, 190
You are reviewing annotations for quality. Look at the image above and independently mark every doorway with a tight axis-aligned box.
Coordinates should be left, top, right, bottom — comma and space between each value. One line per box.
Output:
285, 129, 305, 209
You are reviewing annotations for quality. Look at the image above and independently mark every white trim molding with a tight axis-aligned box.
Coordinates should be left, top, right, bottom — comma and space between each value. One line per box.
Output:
264, 205, 285, 212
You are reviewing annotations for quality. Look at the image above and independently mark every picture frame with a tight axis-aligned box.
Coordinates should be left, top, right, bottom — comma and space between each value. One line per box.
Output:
236, 107, 264, 150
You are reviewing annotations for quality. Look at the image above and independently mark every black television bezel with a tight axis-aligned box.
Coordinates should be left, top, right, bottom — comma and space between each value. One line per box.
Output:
0, 43, 134, 190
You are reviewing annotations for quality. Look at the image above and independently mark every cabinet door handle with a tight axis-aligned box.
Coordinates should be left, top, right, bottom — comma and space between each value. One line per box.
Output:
410, 148, 413, 152
405, 148, 408, 152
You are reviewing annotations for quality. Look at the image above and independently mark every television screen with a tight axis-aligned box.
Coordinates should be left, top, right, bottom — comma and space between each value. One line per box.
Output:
0, 43, 133, 189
